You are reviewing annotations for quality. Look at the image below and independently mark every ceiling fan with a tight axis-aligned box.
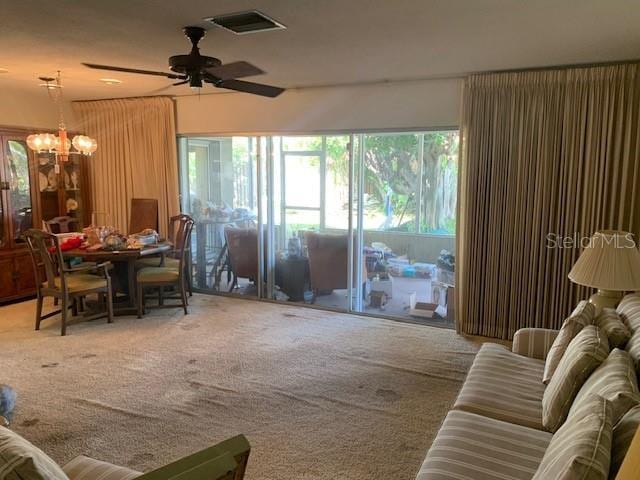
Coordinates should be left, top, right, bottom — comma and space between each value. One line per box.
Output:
82, 26, 284, 97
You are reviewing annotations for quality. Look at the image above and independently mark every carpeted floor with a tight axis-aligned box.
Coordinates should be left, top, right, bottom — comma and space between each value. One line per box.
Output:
0, 294, 479, 479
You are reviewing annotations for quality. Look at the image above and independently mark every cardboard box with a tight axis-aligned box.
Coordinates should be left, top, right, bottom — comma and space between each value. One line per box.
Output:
409, 293, 440, 319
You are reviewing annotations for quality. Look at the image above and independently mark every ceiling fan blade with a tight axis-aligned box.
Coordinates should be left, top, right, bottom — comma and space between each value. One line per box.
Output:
82, 63, 187, 80
216, 79, 285, 98
204, 61, 265, 81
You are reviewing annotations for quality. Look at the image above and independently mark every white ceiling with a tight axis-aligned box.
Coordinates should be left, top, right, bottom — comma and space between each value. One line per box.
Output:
0, 0, 639, 101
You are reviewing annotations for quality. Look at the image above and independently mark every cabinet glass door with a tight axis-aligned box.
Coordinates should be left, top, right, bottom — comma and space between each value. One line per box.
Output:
36, 152, 60, 224
62, 156, 84, 228
5, 139, 34, 245
0, 151, 6, 248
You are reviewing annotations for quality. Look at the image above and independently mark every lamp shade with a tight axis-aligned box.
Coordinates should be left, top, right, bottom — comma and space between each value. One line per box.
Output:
569, 230, 640, 291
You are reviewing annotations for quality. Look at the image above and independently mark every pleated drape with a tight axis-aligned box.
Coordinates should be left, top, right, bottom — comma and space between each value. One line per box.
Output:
72, 97, 179, 235
456, 64, 640, 339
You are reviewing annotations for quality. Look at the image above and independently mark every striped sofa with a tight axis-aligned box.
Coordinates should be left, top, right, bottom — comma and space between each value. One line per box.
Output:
416, 294, 640, 480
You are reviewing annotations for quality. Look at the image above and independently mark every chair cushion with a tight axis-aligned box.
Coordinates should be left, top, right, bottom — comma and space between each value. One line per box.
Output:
595, 308, 631, 349
0, 425, 69, 479
135, 257, 179, 270
416, 409, 552, 480
453, 343, 546, 430
63, 455, 141, 480
543, 300, 595, 384
569, 348, 639, 425
542, 325, 610, 432
616, 294, 640, 369
50, 274, 107, 294
610, 404, 640, 478
137, 267, 179, 283
533, 395, 613, 480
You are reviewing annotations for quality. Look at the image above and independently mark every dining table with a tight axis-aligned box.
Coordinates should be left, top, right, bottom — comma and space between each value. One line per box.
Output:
63, 242, 172, 315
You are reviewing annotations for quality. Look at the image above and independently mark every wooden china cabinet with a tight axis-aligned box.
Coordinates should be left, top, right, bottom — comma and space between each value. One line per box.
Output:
0, 127, 91, 303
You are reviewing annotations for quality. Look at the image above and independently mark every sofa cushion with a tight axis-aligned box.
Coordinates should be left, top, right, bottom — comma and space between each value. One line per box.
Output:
616, 294, 640, 369
569, 348, 639, 425
453, 343, 546, 430
63, 456, 141, 480
543, 300, 595, 384
533, 395, 613, 480
595, 308, 631, 349
0, 425, 69, 480
610, 404, 640, 478
416, 410, 552, 480
542, 326, 609, 432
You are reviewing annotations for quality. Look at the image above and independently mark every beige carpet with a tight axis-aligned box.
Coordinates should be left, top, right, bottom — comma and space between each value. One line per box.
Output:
0, 295, 479, 479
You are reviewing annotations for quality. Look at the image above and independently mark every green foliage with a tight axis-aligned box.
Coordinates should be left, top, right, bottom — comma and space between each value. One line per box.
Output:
316, 132, 459, 234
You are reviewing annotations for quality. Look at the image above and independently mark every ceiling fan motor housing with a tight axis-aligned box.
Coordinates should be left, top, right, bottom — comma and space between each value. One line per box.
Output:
169, 26, 220, 88
168, 54, 221, 74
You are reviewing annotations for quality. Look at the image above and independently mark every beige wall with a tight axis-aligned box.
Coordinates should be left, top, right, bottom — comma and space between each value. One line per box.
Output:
363, 231, 455, 264
175, 78, 462, 135
323, 228, 455, 264
1, 77, 460, 134
0, 89, 76, 130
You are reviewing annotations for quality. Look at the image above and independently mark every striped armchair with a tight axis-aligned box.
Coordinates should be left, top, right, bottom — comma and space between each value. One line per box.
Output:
0, 426, 249, 480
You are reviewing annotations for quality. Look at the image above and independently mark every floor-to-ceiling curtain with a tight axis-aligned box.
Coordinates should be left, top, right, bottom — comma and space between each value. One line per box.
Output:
72, 97, 179, 235
456, 63, 640, 339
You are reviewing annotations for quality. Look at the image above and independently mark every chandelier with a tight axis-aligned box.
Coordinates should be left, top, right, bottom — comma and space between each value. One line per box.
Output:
27, 72, 97, 163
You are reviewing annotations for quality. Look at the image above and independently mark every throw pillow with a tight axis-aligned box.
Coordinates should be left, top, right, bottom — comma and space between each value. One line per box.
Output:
617, 294, 640, 369
543, 300, 595, 384
616, 294, 640, 331
595, 308, 631, 348
534, 395, 613, 480
568, 348, 639, 425
0, 426, 69, 479
542, 325, 609, 432
610, 404, 640, 478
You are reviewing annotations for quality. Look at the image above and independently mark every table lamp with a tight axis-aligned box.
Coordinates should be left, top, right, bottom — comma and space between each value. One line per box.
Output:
568, 230, 640, 312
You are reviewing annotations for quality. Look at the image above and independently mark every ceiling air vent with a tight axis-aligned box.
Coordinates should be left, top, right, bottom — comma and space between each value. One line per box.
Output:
205, 10, 286, 35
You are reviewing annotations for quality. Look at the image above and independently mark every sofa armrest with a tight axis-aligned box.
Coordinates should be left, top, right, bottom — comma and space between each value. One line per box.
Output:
512, 328, 558, 360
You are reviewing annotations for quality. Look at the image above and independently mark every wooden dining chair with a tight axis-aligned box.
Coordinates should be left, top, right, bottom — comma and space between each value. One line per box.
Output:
23, 229, 113, 336
134, 213, 194, 295
137, 215, 195, 317
44, 216, 80, 234
129, 198, 159, 235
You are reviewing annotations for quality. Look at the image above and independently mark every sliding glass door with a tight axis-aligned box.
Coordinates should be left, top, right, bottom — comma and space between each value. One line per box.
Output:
178, 130, 458, 327
179, 136, 259, 296
270, 136, 352, 309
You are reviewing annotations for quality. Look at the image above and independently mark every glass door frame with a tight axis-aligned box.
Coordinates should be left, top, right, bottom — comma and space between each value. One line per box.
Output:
177, 128, 458, 326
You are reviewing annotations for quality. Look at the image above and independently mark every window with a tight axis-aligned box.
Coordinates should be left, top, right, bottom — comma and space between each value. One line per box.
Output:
178, 130, 459, 326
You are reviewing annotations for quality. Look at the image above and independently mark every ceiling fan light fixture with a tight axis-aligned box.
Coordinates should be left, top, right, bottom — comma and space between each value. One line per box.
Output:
39, 82, 62, 90
189, 76, 203, 89
99, 78, 122, 85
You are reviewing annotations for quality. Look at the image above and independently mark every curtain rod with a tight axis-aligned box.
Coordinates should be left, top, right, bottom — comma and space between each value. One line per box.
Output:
480, 58, 640, 76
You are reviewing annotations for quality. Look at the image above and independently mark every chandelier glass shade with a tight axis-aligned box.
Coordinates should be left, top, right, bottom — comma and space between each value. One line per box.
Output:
27, 72, 97, 161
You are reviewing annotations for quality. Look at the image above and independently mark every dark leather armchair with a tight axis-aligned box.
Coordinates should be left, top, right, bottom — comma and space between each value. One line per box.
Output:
224, 227, 260, 291
303, 231, 367, 301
